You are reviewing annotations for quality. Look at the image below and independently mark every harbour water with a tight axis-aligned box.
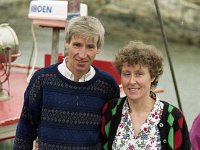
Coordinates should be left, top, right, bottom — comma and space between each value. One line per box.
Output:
14, 18, 200, 129
0, 0, 200, 149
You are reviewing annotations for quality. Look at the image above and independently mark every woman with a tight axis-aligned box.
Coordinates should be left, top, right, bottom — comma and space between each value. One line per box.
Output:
101, 41, 191, 150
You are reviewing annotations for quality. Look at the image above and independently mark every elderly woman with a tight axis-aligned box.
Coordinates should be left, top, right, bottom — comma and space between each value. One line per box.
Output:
101, 41, 191, 150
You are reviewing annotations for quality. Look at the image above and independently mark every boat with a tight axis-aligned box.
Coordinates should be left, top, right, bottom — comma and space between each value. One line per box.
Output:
0, 23, 24, 141
1, 0, 178, 145
0, 0, 122, 142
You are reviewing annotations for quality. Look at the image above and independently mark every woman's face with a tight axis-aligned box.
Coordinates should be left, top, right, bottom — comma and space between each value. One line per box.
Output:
121, 63, 154, 102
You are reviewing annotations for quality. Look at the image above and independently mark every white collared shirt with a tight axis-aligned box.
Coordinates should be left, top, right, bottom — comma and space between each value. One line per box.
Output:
57, 59, 95, 82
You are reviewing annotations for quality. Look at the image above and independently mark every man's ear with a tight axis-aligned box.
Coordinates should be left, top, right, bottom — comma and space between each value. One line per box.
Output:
64, 42, 69, 57
64, 42, 69, 49
96, 49, 102, 54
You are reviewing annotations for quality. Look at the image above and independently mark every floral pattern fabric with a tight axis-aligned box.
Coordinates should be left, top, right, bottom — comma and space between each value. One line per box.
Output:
112, 98, 164, 150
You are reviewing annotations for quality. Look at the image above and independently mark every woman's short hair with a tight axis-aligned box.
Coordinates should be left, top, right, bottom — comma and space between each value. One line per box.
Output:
114, 41, 163, 87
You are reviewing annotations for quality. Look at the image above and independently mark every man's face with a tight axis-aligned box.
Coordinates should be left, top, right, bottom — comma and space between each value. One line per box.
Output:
65, 35, 101, 78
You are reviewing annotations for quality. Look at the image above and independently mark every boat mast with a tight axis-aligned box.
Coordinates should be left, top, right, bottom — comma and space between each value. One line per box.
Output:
64, 0, 80, 56
51, 0, 80, 64
67, 0, 80, 20
51, 28, 60, 64
154, 0, 183, 111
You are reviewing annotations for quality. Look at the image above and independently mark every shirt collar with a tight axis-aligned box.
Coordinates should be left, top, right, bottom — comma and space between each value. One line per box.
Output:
58, 58, 95, 82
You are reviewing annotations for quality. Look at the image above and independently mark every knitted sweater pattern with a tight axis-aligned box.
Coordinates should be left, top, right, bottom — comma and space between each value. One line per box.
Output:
101, 97, 191, 150
13, 63, 120, 150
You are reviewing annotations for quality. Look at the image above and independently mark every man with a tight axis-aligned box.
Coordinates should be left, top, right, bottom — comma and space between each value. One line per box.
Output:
13, 16, 120, 150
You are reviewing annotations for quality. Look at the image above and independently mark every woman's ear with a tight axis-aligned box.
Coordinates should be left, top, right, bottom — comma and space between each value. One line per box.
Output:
151, 77, 156, 82
151, 77, 158, 88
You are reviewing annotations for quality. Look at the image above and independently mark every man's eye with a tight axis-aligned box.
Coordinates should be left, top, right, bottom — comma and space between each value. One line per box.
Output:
73, 43, 81, 47
87, 45, 95, 49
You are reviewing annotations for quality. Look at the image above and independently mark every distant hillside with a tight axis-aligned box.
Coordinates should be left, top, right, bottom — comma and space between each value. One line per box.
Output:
83, 0, 200, 46
1, 0, 199, 46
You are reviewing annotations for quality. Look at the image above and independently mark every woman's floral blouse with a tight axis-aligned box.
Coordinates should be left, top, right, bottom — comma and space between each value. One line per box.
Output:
112, 98, 164, 150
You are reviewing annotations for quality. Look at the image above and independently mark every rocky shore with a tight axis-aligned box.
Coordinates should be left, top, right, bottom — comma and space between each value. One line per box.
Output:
83, 0, 200, 46
1, 0, 199, 46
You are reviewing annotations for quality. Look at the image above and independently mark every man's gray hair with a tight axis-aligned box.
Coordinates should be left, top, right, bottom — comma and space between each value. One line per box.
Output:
65, 16, 105, 49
